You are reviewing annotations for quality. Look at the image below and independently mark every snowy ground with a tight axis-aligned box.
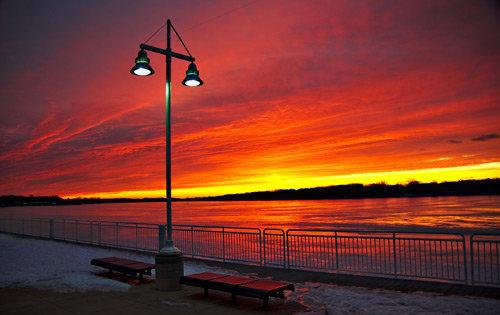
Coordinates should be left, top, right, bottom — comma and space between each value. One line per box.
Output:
1, 233, 499, 314
0, 233, 226, 292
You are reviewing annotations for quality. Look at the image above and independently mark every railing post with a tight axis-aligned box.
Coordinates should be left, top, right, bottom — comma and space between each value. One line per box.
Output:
98, 222, 102, 245
335, 231, 339, 270
222, 227, 226, 262
135, 223, 139, 249
115, 222, 119, 246
392, 232, 397, 277
283, 230, 286, 269
470, 234, 475, 286
191, 226, 195, 257
89, 221, 93, 244
462, 234, 468, 285
158, 225, 166, 251
263, 230, 267, 267
49, 219, 54, 239
286, 230, 290, 269
259, 229, 262, 266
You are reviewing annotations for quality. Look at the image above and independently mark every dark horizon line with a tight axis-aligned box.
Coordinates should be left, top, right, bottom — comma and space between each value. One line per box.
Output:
1, 178, 499, 207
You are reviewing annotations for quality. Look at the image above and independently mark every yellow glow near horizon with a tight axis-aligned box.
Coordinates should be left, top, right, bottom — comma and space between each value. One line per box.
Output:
62, 162, 500, 199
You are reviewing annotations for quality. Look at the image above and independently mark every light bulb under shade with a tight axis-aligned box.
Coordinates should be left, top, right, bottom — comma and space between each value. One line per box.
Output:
133, 67, 153, 76
183, 79, 202, 87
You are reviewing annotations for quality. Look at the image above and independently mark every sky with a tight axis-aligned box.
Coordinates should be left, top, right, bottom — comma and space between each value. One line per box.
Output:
0, 0, 499, 198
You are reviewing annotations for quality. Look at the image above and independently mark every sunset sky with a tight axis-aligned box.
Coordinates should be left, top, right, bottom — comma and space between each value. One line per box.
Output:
0, 0, 499, 198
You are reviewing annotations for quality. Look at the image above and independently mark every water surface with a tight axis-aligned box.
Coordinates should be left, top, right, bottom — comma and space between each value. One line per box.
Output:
1, 196, 499, 232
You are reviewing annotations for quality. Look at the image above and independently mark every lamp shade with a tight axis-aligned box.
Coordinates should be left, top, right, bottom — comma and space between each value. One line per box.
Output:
182, 62, 203, 86
130, 49, 155, 76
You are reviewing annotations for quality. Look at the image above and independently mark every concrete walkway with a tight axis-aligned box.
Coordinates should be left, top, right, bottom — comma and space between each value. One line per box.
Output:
0, 284, 305, 315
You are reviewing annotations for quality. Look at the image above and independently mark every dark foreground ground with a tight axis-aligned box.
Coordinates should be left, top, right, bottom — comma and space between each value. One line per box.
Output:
0, 284, 305, 315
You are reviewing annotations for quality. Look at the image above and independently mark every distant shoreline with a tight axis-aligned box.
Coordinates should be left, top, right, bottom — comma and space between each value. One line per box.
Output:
1, 178, 498, 207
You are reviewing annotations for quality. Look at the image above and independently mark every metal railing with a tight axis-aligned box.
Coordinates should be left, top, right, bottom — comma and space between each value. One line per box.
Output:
173, 225, 261, 264
470, 234, 500, 286
0, 217, 498, 287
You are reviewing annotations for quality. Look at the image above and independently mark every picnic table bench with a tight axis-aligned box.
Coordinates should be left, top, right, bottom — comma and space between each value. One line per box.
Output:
180, 272, 295, 307
90, 257, 155, 282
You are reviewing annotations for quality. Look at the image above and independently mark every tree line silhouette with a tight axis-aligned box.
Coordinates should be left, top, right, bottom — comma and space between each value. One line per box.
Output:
1, 178, 498, 207
185, 178, 500, 201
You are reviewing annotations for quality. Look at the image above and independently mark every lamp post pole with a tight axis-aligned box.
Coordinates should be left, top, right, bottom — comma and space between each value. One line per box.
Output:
131, 18, 203, 291
165, 19, 173, 249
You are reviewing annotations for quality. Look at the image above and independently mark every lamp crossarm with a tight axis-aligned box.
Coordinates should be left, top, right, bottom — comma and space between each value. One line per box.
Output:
140, 44, 195, 62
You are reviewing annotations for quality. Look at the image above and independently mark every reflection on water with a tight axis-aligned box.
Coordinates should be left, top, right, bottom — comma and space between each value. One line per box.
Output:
0, 196, 498, 232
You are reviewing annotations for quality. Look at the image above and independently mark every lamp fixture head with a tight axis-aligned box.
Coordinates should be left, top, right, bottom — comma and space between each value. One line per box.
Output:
130, 49, 155, 76
182, 62, 203, 87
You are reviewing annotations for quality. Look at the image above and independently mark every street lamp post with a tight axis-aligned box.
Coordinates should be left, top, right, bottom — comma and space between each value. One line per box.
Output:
131, 19, 202, 291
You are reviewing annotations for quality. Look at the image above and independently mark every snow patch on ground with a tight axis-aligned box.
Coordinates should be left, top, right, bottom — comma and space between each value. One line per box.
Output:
0, 233, 222, 292
1, 233, 499, 314
291, 282, 500, 314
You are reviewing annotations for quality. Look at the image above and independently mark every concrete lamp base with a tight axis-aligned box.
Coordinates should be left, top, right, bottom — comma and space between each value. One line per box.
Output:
155, 242, 184, 291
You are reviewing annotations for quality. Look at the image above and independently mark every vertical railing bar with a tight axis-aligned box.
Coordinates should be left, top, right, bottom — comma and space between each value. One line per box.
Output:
451, 241, 457, 280
259, 229, 262, 266
115, 222, 118, 246
286, 231, 290, 269
446, 240, 451, 280
383, 237, 387, 274
470, 236, 475, 285
427, 240, 432, 278
434, 239, 438, 278
282, 230, 286, 269
438, 240, 443, 279
461, 235, 467, 284
424, 240, 429, 278
98, 222, 101, 245
482, 241, 487, 283
263, 230, 267, 266
429, 240, 437, 278
334, 231, 339, 271
399, 238, 403, 275
191, 226, 194, 258
89, 221, 93, 244
355, 236, 359, 271
359, 236, 363, 271
392, 232, 397, 277
135, 223, 139, 250
496, 242, 499, 283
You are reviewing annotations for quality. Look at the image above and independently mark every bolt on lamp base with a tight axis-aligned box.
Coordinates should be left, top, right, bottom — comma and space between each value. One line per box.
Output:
155, 241, 183, 291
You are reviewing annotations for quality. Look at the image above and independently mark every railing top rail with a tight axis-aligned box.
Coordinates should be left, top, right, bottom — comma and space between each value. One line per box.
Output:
470, 233, 500, 237
173, 224, 261, 232
2, 217, 51, 221
263, 228, 285, 232
52, 219, 159, 227
286, 228, 466, 236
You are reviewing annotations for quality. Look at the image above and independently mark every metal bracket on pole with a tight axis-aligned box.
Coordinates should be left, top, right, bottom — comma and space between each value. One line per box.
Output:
139, 44, 195, 62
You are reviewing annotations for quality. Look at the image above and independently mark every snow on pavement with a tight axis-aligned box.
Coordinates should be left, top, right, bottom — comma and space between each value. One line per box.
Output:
292, 282, 500, 314
0, 233, 225, 292
1, 233, 499, 314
